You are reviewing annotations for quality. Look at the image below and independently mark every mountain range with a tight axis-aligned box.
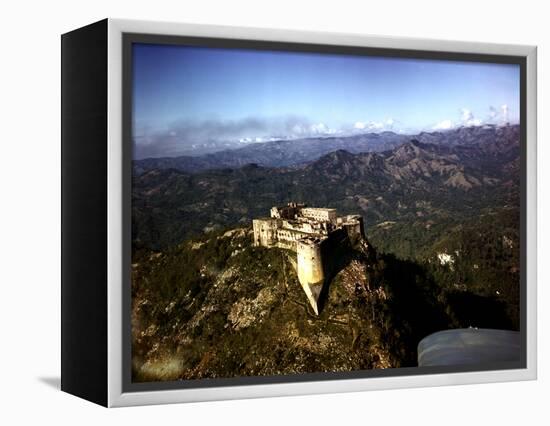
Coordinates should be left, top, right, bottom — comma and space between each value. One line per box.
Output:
133, 125, 519, 175
132, 125, 520, 251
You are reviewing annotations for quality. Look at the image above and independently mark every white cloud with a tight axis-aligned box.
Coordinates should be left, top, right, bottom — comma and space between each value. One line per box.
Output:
368, 121, 385, 130
433, 119, 454, 130
444, 104, 516, 129
460, 108, 483, 127
291, 123, 305, 134
289, 122, 335, 136
310, 122, 328, 134
487, 104, 511, 126
353, 118, 395, 132
501, 104, 509, 124
467, 118, 482, 126
461, 108, 474, 122
432, 108, 484, 130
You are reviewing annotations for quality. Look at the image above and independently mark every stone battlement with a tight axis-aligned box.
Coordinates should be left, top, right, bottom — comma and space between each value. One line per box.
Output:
252, 203, 364, 314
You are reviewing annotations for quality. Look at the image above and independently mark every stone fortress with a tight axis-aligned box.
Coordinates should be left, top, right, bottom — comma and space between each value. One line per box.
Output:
252, 203, 365, 314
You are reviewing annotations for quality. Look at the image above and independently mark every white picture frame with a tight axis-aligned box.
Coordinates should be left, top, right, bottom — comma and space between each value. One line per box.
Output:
61, 18, 537, 407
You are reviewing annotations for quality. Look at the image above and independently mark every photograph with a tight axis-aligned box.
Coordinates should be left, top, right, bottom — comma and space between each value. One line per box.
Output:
129, 41, 522, 383
1, 0, 546, 420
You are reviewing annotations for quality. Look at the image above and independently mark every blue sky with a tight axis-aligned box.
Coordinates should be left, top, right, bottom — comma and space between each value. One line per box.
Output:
132, 43, 520, 158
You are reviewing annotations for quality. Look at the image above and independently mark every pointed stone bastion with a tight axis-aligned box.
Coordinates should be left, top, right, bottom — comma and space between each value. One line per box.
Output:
252, 203, 365, 314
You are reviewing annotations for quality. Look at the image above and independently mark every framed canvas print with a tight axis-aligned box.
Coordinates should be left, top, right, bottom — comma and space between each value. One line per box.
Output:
61, 18, 537, 407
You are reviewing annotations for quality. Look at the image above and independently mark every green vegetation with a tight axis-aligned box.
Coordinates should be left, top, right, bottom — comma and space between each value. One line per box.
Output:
131, 127, 521, 381
132, 221, 519, 381
368, 207, 520, 330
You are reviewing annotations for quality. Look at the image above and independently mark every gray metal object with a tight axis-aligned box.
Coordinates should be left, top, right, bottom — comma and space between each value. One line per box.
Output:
418, 329, 521, 367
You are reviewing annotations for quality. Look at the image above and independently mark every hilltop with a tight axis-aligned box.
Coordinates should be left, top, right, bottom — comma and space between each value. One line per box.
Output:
132, 224, 517, 382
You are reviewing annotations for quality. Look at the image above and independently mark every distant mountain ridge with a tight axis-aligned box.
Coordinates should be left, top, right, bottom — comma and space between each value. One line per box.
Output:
133, 125, 519, 175
132, 125, 520, 250
133, 131, 408, 175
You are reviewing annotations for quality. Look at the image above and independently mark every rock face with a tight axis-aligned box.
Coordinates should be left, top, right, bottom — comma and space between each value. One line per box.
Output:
252, 203, 365, 314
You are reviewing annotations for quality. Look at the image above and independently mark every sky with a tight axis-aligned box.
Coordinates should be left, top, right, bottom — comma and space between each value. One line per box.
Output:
132, 43, 520, 159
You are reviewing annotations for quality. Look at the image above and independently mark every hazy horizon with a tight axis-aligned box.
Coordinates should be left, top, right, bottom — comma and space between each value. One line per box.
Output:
132, 43, 520, 159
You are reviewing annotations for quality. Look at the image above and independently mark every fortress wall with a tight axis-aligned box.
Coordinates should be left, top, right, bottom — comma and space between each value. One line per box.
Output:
297, 241, 324, 286
276, 240, 297, 251
271, 204, 302, 219
357, 216, 365, 237
276, 228, 311, 252
323, 228, 352, 275
342, 216, 365, 241
343, 221, 361, 241
295, 228, 357, 314
297, 240, 325, 314
252, 218, 279, 247
300, 208, 337, 224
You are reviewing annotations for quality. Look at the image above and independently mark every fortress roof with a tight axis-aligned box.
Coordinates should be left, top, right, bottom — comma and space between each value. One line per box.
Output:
301, 207, 337, 212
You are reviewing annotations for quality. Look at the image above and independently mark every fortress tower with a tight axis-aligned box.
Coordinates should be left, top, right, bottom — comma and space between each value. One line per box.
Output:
296, 238, 325, 314
253, 203, 364, 314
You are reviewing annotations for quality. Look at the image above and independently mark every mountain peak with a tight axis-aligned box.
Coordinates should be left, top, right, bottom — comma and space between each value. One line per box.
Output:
314, 149, 356, 165
329, 149, 354, 158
